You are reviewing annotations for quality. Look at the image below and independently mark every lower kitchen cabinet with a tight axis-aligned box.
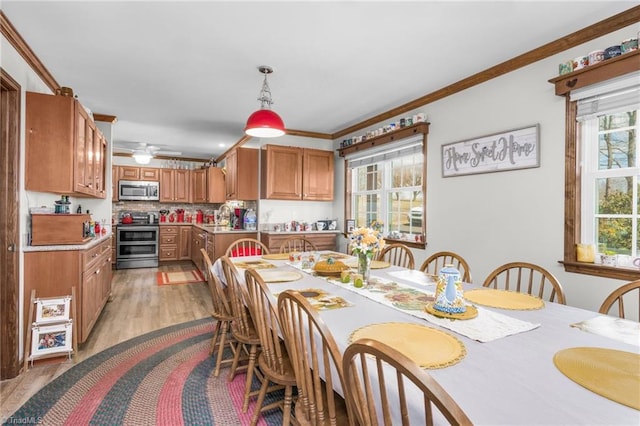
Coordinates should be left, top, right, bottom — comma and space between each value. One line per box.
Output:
214, 232, 258, 260
160, 225, 192, 261
191, 227, 207, 272
24, 237, 112, 344
260, 232, 338, 253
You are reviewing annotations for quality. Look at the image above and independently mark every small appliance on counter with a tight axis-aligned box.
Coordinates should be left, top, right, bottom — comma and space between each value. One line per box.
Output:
30, 213, 92, 245
234, 208, 247, 230
54, 195, 71, 214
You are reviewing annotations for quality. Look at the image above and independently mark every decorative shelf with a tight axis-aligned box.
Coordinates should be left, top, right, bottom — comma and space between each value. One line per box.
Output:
337, 122, 429, 157
548, 50, 640, 96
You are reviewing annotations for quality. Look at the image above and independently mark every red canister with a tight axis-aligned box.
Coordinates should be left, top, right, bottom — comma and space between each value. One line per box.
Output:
196, 210, 204, 224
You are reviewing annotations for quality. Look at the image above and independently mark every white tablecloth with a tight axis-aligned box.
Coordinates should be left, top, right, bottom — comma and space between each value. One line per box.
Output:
214, 253, 640, 425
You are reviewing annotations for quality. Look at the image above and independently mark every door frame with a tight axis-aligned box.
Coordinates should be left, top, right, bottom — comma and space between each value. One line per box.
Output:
1, 67, 21, 379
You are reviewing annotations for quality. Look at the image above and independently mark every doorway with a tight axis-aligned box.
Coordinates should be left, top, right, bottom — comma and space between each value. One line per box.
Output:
1, 68, 21, 379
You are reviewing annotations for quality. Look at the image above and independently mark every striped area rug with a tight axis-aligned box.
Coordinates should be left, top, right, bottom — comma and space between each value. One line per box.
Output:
4, 318, 284, 425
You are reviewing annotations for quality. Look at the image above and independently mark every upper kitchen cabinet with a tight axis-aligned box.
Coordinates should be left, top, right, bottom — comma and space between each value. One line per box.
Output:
191, 168, 207, 203
261, 145, 334, 201
160, 168, 191, 202
225, 147, 258, 201
207, 167, 225, 203
26, 92, 106, 198
118, 166, 160, 181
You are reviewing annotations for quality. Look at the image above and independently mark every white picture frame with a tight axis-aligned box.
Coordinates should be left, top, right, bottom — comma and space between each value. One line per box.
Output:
35, 297, 71, 324
441, 124, 540, 177
30, 322, 73, 358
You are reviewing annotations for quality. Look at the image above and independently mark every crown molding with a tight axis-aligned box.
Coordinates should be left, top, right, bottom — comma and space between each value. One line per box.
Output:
0, 11, 59, 93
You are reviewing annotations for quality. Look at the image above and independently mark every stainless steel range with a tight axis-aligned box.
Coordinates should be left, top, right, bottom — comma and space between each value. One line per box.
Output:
116, 211, 159, 269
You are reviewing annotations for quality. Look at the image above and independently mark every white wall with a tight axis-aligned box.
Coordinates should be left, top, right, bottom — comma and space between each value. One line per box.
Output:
333, 24, 640, 314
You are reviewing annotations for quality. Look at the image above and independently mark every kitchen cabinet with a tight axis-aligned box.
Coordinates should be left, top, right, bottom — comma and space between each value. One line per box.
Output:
261, 145, 334, 201
118, 166, 160, 181
24, 238, 112, 344
160, 225, 192, 261
94, 131, 107, 198
191, 169, 207, 203
191, 227, 207, 273
25, 92, 106, 198
159, 226, 179, 261
206, 233, 215, 264
160, 169, 191, 202
213, 232, 258, 260
207, 167, 226, 203
260, 232, 338, 252
112, 166, 119, 201
111, 231, 117, 266
224, 148, 258, 201
179, 226, 192, 260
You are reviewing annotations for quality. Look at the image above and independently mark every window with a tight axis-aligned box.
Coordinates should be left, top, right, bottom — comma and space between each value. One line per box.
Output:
346, 135, 425, 244
559, 64, 640, 280
580, 107, 639, 257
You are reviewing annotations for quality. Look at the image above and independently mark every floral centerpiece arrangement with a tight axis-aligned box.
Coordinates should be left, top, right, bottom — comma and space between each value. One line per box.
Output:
348, 221, 386, 283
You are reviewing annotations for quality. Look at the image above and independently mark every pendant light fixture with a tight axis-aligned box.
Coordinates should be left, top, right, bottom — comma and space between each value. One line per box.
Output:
244, 65, 285, 138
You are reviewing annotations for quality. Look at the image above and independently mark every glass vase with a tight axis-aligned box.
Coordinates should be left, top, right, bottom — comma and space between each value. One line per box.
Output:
357, 251, 373, 284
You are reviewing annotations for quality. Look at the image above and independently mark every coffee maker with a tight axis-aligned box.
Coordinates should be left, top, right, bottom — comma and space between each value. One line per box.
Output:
234, 208, 247, 229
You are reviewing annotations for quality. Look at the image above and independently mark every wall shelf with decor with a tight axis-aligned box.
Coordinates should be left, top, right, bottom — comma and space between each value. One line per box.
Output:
338, 122, 430, 157
548, 49, 639, 96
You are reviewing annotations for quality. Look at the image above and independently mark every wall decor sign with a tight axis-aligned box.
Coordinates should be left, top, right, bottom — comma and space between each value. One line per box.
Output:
441, 124, 540, 177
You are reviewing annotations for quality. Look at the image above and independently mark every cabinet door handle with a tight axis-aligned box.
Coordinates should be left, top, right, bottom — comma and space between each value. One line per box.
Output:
92, 253, 98, 258
95, 269, 100, 274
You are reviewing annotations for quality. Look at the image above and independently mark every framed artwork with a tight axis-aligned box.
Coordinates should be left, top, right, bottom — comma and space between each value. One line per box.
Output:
346, 219, 355, 233
30, 322, 73, 358
35, 297, 71, 323
441, 124, 540, 177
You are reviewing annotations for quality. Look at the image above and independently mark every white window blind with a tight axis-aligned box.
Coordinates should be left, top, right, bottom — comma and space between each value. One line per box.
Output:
571, 71, 640, 121
345, 134, 424, 168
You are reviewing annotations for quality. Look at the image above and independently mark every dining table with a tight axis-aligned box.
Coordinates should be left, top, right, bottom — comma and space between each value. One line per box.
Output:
213, 251, 640, 425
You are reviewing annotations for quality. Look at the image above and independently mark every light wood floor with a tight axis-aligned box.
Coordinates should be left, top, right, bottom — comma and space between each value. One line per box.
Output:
0, 262, 212, 422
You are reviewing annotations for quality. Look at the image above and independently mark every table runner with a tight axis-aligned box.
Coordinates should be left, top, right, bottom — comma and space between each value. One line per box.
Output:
554, 347, 640, 410
570, 315, 640, 347
334, 277, 540, 342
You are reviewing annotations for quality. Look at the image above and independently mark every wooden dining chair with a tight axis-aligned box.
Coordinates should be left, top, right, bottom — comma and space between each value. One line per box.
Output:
200, 249, 236, 377
599, 280, 640, 320
343, 338, 473, 426
419, 251, 472, 283
482, 261, 566, 304
279, 237, 318, 253
277, 290, 351, 425
225, 238, 270, 257
219, 255, 262, 413
376, 243, 415, 269
244, 269, 297, 426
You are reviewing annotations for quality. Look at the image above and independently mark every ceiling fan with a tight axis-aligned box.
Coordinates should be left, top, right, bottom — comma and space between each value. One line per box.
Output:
114, 142, 182, 164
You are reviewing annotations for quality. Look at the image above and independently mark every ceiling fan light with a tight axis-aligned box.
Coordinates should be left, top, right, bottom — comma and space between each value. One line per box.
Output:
132, 150, 153, 164
244, 109, 286, 138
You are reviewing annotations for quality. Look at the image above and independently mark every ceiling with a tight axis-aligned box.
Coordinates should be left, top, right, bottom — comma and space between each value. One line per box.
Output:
3, 1, 636, 160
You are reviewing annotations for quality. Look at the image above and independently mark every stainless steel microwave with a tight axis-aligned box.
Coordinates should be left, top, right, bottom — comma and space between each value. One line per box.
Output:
118, 180, 160, 201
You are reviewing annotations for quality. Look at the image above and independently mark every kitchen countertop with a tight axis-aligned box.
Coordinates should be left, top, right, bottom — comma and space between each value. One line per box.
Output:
23, 231, 112, 252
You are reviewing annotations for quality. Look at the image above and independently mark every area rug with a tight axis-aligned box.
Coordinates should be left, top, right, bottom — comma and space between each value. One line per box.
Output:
3, 318, 284, 425
157, 269, 205, 286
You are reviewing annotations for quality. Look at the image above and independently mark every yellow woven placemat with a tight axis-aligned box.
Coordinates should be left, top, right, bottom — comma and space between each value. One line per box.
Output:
349, 322, 466, 369
464, 288, 544, 310
233, 260, 276, 270
262, 253, 290, 260
257, 270, 303, 283
554, 347, 640, 410
345, 260, 391, 269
